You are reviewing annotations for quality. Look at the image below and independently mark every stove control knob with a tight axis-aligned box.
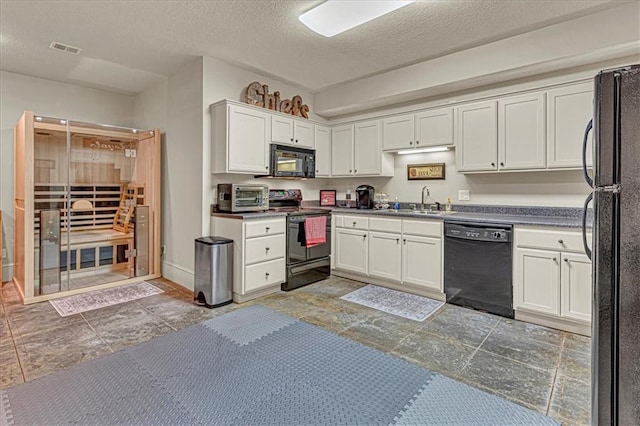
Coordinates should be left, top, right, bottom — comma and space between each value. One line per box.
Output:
492, 231, 503, 239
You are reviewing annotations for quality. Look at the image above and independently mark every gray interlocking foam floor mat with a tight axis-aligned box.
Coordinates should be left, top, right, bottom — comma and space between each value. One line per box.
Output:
1, 305, 558, 425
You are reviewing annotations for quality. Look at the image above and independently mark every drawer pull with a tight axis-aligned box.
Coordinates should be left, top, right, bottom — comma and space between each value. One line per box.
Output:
564, 258, 569, 263
491, 162, 496, 167
265, 272, 270, 278
363, 234, 367, 239
409, 141, 413, 145
558, 239, 564, 244
403, 239, 406, 244
500, 162, 505, 167
396, 238, 400, 243
552, 257, 557, 262
416, 140, 420, 145
352, 221, 357, 226
265, 247, 270, 252
265, 227, 270, 232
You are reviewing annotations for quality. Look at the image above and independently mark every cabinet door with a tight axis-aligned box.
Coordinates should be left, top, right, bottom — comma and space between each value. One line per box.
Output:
315, 125, 331, 177
415, 107, 454, 147
294, 120, 315, 148
455, 101, 498, 172
382, 114, 414, 151
354, 120, 381, 175
547, 83, 593, 169
515, 248, 560, 315
402, 235, 442, 291
271, 115, 294, 145
498, 92, 546, 170
335, 228, 368, 274
368, 231, 402, 282
228, 105, 269, 173
561, 252, 592, 322
331, 124, 354, 176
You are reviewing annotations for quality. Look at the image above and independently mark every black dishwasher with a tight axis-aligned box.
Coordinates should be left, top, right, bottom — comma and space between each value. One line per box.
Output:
444, 221, 514, 318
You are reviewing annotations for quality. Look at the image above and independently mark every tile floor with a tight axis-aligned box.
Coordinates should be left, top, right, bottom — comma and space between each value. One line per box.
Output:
0, 276, 591, 425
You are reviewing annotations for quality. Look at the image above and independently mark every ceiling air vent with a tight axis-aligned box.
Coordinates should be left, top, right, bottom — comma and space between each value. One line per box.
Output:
49, 41, 83, 55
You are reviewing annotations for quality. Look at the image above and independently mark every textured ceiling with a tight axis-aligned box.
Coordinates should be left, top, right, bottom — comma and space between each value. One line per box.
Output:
0, 0, 629, 95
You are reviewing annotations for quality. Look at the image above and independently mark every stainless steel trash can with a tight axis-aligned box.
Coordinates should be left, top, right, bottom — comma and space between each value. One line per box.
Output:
194, 237, 233, 308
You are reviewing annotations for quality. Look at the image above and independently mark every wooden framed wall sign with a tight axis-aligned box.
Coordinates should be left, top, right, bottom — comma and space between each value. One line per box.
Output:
319, 190, 337, 206
407, 163, 446, 180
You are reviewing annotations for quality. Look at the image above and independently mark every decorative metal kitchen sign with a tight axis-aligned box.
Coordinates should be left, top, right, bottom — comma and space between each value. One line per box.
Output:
407, 163, 446, 180
245, 81, 310, 119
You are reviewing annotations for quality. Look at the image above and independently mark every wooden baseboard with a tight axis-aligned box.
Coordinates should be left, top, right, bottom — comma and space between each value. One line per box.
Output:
515, 309, 591, 336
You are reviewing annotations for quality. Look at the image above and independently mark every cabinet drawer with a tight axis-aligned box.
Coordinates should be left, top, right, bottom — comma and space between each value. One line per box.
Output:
369, 217, 401, 233
338, 215, 369, 230
244, 258, 286, 292
245, 234, 285, 265
402, 219, 442, 238
245, 218, 285, 238
515, 228, 589, 253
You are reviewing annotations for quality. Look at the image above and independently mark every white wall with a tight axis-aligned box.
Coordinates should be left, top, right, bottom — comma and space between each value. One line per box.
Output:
315, 2, 640, 116
0, 70, 134, 282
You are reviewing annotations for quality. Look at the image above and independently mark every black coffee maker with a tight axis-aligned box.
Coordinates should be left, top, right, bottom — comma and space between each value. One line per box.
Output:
356, 185, 375, 209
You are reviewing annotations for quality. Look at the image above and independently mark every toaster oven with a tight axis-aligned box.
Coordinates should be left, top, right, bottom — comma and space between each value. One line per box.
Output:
217, 184, 269, 212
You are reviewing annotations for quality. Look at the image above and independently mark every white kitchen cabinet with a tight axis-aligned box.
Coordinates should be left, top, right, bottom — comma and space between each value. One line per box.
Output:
498, 92, 546, 170
560, 252, 592, 322
271, 116, 314, 148
547, 82, 593, 169
382, 107, 453, 152
402, 234, 442, 291
368, 231, 402, 283
415, 107, 454, 147
211, 216, 286, 302
314, 125, 331, 176
335, 227, 368, 274
354, 120, 382, 175
212, 102, 270, 174
383, 114, 414, 151
515, 248, 561, 316
514, 226, 592, 335
331, 124, 354, 176
455, 101, 498, 172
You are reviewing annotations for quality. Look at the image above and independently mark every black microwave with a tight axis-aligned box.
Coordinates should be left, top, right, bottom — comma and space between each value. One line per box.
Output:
268, 144, 316, 178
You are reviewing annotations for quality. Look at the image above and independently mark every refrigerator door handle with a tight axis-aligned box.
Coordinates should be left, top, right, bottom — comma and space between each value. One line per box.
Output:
582, 192, 593, 260
582, 119, 594, 188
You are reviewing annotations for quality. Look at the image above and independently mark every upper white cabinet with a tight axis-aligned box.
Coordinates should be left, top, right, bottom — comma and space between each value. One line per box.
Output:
383, 114, 414, 151
415, 108, 454, 147
331, 124, 354, 176
354, 120, 382, 176
498, 92, 546, 170
314, 125, 331, 177
547, 82, 593, 169
332, 120, 393, 177
455, 100, 498, 172
212, 102, 270, 174
382, 107, 453, 151
270, 116, 314, 148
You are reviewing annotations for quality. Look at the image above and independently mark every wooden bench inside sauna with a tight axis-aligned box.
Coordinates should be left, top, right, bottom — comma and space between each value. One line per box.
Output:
13, 112, 161, 304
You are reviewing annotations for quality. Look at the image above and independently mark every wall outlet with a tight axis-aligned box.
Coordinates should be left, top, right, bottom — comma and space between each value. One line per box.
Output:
458, 190, 470, 201
1, 248, 6, 258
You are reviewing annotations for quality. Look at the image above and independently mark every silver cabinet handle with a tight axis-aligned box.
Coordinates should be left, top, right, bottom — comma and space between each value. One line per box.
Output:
491, 162, 495, 167
416, 141, 420, 145
265, 272, 270, 278
552, 257, 557, 262
290, 138, 293, 142
266, 227, 270, 232
352, 222, 357, 226
500, 162, 505, 167
564, 258, 569, 263
295, 139, 298, 143
558, 239, 564, 244
409, 141, 413, 145
396, 238, 400, 243
363, 234, 367, 239
403, 239, 407, 244
265, 247, 270, 251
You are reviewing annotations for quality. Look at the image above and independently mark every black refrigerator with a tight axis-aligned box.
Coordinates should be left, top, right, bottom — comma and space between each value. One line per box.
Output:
583, 64, 640, 425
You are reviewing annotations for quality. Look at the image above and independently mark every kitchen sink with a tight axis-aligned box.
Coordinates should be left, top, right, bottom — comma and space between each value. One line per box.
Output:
393, 209, 455, 215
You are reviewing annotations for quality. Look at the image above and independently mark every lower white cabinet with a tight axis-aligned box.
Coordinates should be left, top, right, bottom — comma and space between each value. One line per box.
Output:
402, 235, 442, 291
513, 226, 592, 334
333, 214, 443, 296
368, 231, 402, 283
335, 228, 368, 274
211, 216, 286, 302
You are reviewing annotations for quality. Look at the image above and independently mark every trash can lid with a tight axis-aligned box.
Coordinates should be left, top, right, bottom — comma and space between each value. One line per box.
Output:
196, 236, 233, 245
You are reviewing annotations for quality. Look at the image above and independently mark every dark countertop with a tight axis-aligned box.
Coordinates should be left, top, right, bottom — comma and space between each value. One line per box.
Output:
211, 204, 591, 229
327, 207, 589, 229
210, 211, 288, 220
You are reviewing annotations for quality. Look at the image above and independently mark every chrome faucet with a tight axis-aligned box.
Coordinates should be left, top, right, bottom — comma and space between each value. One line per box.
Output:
421, 186, 430, 211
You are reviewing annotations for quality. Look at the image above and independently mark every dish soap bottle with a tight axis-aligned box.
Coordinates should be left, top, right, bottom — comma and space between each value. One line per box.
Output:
445, 197, 452, 212
393, 197, 400, 211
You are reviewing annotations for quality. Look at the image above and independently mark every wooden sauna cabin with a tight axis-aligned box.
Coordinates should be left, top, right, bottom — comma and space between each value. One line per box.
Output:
13, 112, 161, 304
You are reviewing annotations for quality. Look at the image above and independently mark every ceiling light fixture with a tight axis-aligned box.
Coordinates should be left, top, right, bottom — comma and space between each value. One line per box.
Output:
397, 146, 451, 155
299, 0, 415, 37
